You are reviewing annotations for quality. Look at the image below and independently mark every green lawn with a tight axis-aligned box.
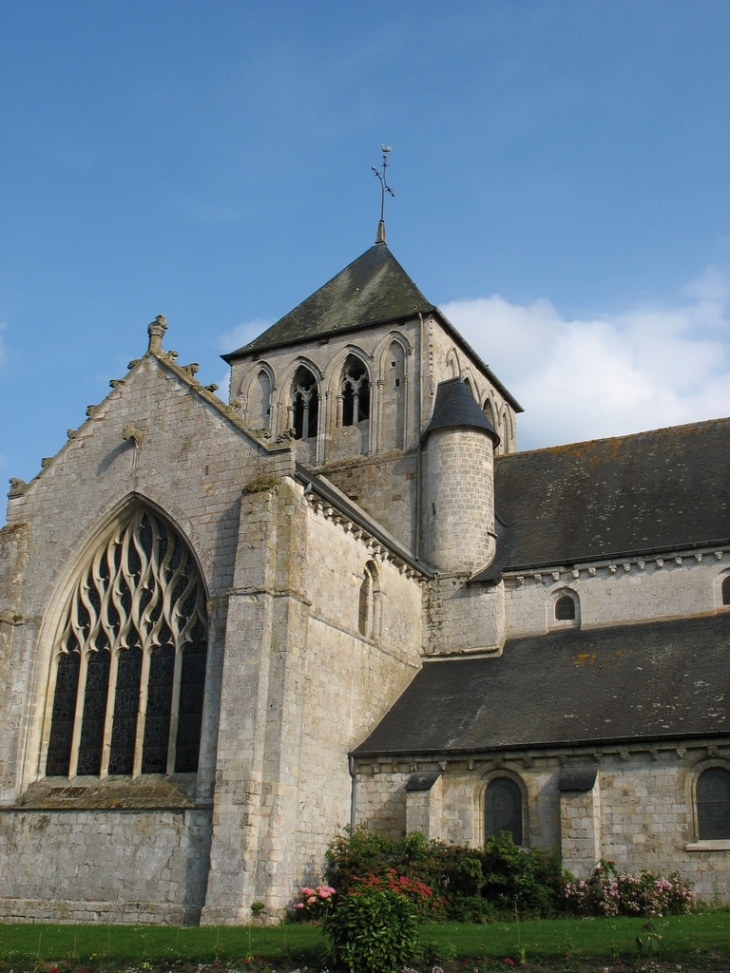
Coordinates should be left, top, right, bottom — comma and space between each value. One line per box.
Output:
0, 914, 728, 968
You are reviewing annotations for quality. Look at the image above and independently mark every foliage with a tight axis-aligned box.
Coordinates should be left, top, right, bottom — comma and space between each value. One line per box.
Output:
325, 827, 566, 919
564, 860, 695, 917
322, 887, 419, 973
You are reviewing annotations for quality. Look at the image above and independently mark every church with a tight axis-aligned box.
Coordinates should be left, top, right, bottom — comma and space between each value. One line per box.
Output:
0, 224, 728, 924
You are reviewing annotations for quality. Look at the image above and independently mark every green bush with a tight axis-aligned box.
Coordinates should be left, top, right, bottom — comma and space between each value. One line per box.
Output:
324, 827, 566, 920
322, 888, 419, 973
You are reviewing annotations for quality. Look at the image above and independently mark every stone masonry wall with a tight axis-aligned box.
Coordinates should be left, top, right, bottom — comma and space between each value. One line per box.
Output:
504, 548, 730, 640
0, 808, 211, 924
355, 746, 730, 901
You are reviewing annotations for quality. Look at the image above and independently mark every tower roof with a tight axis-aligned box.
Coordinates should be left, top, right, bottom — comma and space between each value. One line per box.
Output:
422, 377, 500, 443
223, 243, 435, 360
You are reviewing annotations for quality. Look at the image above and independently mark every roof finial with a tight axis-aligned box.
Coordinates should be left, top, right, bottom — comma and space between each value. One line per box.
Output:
147, 315, 167, 354
372, 145, 395, 244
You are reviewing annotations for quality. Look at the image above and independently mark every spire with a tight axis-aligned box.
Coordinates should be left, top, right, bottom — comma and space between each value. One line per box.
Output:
376, 220, 387, 244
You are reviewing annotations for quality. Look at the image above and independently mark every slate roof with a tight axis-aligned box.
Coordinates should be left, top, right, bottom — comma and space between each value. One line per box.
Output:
491, 418, 730, 571
353, 613, 730, 757
422, 378, 499, 443
223, 243, 435, 359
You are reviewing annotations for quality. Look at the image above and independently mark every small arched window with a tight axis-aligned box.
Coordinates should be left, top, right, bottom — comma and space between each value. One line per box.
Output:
722, 575, 730, 606
358, 561, 379, 640
45, 508, 208, 779
697, 767, 730, 840
341, 356, 370, 427
555, 595, 576, 621
485, 777, 523, 845
291, 366, 318, 440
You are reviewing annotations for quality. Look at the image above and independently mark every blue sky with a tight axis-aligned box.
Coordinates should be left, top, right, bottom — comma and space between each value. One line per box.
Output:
1, 0, 729, 486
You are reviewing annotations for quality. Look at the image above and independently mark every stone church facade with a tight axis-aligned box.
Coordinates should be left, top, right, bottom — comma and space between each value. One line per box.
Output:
0, 234, 728, 923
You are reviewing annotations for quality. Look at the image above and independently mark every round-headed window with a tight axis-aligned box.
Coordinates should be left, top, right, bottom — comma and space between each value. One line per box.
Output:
697, 767, 730, 840
485, 777, 523, 845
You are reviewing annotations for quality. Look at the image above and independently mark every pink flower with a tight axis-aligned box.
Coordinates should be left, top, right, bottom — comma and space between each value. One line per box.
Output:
294, 902, 304, 910
319, 890, 329, 899
301, 887, 314, 896
307, 896, 317, 904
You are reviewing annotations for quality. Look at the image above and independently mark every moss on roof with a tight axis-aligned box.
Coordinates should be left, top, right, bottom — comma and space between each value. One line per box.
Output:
223, 243, 435, 359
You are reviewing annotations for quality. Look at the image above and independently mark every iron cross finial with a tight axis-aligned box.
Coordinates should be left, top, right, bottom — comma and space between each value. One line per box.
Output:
372, 146, 395, 243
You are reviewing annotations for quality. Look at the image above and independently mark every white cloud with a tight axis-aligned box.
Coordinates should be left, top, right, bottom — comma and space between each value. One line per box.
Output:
441, 265, 730, 451
219, 318, 273, 354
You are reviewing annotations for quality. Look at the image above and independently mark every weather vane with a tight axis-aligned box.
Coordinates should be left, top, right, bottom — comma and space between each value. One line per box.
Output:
372, 146, 395, 243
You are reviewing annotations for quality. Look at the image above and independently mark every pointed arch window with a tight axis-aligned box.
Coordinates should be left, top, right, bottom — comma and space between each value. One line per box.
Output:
45, 508, 208, 778
382, 341, 406, 451
291, 366, 319, 440
250, 369, 272, 430
341, 356, 370, 426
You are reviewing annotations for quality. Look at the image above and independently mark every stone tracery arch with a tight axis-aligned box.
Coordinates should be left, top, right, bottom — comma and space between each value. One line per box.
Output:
45, 505, 208, 779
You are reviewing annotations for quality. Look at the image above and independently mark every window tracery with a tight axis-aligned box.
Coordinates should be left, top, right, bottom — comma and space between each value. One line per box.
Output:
341, 357, 370, 426
290, 366, 319, 440
45, 508, 208, 778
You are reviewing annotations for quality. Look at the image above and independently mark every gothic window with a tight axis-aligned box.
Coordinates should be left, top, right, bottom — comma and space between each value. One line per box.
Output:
250, 369, 272, 429
485, 777, 523, 845
341, 356, 370, 426
358, 561, 379, 640
722, 575, 730, 606
697, 767, 730, 840
483, 399, 496, 429
45, 508, 208, 779
291, 366, 319, 440
555, 595, 576, 621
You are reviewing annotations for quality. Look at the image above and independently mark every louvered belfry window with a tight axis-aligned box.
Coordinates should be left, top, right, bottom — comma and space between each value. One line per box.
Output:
45, 508, 208, 778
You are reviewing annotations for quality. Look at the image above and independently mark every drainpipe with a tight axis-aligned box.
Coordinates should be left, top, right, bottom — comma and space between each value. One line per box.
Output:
349, 755, 357, 831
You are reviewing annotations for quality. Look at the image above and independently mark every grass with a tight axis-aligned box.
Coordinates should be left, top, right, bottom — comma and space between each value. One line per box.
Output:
0, 914, 728, 968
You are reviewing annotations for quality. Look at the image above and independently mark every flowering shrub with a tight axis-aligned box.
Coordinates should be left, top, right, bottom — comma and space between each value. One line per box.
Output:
349, 869, 438, 918
325, 827, 566, 920
291, 883, 336, 919
564, 860, 694, 917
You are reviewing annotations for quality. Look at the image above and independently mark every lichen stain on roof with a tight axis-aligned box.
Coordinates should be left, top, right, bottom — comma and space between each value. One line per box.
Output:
224, 243, 435, 359
494, 417, 730, 568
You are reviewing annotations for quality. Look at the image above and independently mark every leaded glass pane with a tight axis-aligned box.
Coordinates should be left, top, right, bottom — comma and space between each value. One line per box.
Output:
76, 649, 111, 776
485, 778, 523, 845
698, 768, 730, 840
175, 637, 207, 773
47, 506, 208, 778
555, 596, 575, 620
108, 647, 142, 775
46, 650, 81, 776
142, 644, 175, 773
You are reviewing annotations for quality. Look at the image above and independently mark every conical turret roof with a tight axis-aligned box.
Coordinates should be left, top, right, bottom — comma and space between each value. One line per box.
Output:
422, 377, 500, 444
223, 243, 435, 360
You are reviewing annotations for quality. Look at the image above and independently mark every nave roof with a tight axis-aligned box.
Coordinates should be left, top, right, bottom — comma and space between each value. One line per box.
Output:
354, 612, 730, 757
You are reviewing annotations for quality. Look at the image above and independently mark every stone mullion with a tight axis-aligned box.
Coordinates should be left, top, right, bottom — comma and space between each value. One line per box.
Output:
166, 646, 184, 775
132, 649, 152, 777
68, 650, 90, 779
99, 649, 121, 778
